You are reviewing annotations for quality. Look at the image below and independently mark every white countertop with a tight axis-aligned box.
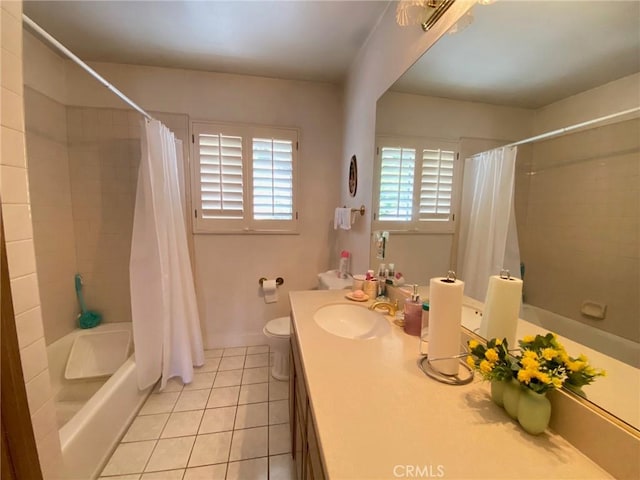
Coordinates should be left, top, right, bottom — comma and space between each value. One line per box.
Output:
290, 289, 611, 480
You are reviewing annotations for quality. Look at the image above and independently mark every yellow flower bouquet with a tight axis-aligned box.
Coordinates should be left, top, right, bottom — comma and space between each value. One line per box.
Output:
465, 337, 514, 382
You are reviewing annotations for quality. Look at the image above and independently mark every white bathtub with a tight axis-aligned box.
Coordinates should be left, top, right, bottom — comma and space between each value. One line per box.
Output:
47, 323, 153, 479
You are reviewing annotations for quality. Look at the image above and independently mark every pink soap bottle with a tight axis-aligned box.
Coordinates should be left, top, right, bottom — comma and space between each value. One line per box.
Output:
403, 284, 422, 336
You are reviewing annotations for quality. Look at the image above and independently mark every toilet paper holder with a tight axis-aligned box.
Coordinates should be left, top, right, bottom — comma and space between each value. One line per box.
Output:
259, 277, 284, 287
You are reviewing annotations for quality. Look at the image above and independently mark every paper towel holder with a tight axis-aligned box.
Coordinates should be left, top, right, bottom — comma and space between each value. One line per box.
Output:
418, 353, 474, 386
259, 277, 284, 287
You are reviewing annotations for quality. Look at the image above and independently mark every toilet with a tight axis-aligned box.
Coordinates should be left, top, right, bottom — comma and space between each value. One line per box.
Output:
263, 270, 352, 381
263, 316, 291, 381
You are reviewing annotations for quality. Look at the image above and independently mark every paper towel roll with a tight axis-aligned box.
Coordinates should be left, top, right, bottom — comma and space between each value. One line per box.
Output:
428, 276, 465, 375
479, 275, 523, 347
262, 279, 278, 304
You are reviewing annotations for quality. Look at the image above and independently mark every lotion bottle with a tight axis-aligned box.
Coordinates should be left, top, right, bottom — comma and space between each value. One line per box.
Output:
403, 284, 422, 336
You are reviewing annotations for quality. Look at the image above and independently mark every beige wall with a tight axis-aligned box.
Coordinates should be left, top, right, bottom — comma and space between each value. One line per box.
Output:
0, 1, 63, 477
519, 118, 639, 342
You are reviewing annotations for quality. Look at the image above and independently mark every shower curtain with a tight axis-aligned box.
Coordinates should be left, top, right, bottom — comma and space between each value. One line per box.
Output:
458, 146, 521, 301
130, 119, 204, 391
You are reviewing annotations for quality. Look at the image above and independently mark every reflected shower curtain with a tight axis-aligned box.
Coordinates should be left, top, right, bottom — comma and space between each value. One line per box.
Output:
458, 146, 521, 301
130, 119, 204, 391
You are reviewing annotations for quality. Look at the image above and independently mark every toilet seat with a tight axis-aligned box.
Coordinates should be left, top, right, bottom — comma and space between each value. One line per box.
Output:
264, 316, 290, 338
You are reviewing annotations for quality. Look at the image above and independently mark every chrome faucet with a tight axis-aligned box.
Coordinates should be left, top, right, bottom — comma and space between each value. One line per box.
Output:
369, 300, 399, 316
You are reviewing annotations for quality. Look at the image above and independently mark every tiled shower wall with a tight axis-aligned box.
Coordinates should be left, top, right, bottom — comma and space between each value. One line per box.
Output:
24, 87, 79, 344
66, 106, 141, 327
0, 0, 63, 476
517, 118, 640, 343
24, 98, 143, 342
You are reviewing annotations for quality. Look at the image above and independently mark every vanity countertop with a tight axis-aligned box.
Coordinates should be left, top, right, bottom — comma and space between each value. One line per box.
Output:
289, 289, 611, 480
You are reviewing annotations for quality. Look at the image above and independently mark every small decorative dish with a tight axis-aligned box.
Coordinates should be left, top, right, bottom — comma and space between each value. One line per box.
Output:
345, 292, 369, 302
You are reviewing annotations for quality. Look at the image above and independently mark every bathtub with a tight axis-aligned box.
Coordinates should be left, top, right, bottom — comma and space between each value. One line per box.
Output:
47, 323, 153, 479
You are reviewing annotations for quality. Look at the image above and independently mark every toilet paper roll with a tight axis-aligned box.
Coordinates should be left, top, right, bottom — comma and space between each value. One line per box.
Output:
479, 275, 523, 347
428, 276, 465, 375
262, 279, 278, 304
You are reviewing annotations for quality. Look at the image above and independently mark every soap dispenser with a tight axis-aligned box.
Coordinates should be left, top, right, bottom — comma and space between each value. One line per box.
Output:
403, 284, 422, 336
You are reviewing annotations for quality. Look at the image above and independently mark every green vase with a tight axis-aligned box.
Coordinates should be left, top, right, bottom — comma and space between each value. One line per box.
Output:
517, 388, 551, 435
502, 379, 521, 419
490, 379, 507, 407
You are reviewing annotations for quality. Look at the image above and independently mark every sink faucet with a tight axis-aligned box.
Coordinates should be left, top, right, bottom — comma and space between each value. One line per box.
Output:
369, 300, 399, 316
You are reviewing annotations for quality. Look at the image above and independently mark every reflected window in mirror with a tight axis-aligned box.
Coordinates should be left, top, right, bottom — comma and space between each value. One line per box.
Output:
373, 136, 460, 234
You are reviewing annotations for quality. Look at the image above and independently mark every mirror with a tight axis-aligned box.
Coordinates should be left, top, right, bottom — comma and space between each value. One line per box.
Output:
373, 1, 639, 430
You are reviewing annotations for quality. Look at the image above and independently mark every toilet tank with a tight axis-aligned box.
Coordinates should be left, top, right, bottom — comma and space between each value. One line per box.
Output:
317, 270, 352, 290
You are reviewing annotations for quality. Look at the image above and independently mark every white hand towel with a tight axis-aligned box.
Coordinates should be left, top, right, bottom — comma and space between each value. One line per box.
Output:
334, 207, 352, 230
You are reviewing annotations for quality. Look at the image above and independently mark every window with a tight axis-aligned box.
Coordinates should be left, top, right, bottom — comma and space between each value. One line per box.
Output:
374, 136, 459, 233
191, 122, 298, 233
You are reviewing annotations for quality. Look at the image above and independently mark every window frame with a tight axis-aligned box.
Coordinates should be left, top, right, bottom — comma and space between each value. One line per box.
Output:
373, 135, 460, 234
190, 121, 299, 234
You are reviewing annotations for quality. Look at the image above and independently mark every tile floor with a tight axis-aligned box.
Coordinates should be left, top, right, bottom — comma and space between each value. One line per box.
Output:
99, 346, 294, 480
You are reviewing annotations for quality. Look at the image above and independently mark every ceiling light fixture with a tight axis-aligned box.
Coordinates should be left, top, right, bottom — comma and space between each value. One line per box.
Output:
396, 0, 456, 32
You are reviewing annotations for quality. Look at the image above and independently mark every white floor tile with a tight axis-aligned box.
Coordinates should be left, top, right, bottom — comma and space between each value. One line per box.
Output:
122, 414, 169, 442
161, 410, 204, 438
229, 426, 268, 461
139, 392, 180, 415
213, 369, 243, 388
101, 440, 156, 476
269, 400, 289, 425
244, 353, 270, 368
145, 436, 195, 472
207, 385, 240, 408
241, 367, 269, 385
269, 454, 295, 480
218, 355, 246, 371
269, 381, 289, 401
238, 383, 268, 405
235, 402, 268, 430
199, 406, 236, 434
188, 431, 232, 467
204, 348, 224, 358
99, 474, 140, 480
183, 372, 215, 391
140, 469, 184, 479
246, 345, 269, 355
197, 357, 221, 373
223, 347, 247, 357
269, 424, 291, 455
226, 457, 268, 480
183, 463, 227, 480
154, 377, 184, 393
173, 390, 210, 412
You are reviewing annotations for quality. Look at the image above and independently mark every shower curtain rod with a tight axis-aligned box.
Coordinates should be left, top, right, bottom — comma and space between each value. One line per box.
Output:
22, 14, 155, 122
504, 106, 640, 149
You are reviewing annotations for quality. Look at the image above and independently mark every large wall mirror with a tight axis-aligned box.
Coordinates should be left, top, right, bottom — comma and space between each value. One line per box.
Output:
372, 1, 639, 430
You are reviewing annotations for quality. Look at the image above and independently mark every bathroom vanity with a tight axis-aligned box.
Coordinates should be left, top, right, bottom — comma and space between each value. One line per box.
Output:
289, 289, 612, 479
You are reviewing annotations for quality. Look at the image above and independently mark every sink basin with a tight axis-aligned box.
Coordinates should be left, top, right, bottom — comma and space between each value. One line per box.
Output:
313, 304, 390, 340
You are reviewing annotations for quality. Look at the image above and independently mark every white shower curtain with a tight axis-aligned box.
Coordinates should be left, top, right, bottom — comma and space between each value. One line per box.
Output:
458, 146, 521, 301
130, 119, 204, 391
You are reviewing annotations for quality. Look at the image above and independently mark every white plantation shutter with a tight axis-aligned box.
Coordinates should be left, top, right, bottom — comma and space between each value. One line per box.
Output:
378, 147, 415, 221
420, 148, 455, 221
197, 132, 243, 219
192, 122, 298, 233
252, 137, 294, 220
374, 137, 459, 233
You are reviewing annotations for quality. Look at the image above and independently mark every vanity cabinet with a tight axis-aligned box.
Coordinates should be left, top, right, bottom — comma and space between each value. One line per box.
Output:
290, 318, 326, 480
